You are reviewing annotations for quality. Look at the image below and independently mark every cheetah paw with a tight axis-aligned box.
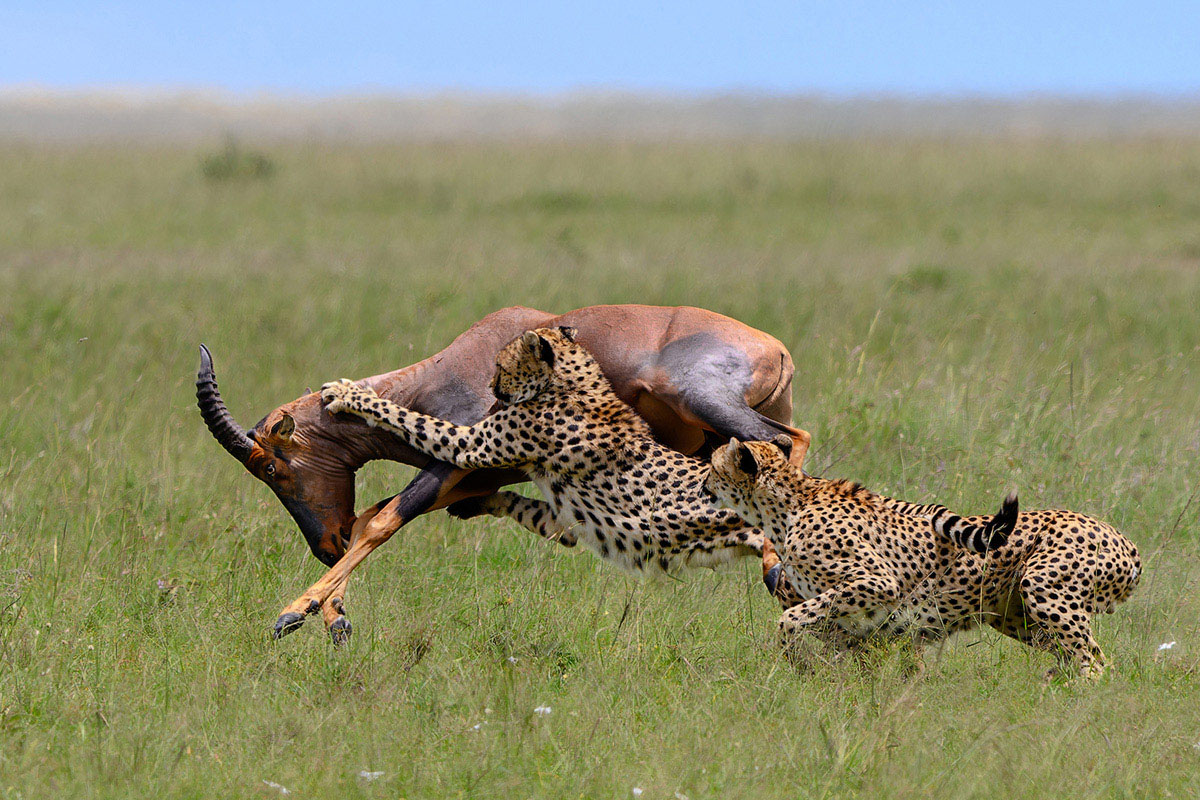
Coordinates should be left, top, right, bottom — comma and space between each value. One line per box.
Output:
321, 379, 375, 415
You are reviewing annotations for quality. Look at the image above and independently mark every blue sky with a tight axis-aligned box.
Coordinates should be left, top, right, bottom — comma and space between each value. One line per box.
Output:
3, 1, 1199, 95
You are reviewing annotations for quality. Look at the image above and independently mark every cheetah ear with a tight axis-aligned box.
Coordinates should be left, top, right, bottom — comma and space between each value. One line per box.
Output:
557, 326, 578, 342
770, 434, 793, 461
520, 331, 556, 366
729, 438, 758, 474
536, 334, 556, 367
724, 438, 753, 474
270, 412, 295, 440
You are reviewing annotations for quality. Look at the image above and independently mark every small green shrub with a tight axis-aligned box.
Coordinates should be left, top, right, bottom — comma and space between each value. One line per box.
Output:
894, 263, 950, 292
199, 138, 276, 181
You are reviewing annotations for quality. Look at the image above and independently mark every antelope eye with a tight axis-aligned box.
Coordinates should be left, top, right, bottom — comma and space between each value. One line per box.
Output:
265, 463, 276, 477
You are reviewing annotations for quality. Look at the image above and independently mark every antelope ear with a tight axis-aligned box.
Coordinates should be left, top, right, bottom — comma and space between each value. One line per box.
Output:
270, 413, 295, 440
557, 326, 578, 342
736, 441, 760, 477
771, 434, 794, 461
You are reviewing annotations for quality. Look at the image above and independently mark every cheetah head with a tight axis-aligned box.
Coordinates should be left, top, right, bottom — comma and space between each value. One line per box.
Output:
702, 435, 794, 524
491, 326, 580, 405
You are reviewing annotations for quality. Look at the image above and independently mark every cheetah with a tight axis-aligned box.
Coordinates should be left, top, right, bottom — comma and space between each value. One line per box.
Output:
702, 436, 1142, 679
320, 327, 1008, 577
323, 327, 759, 573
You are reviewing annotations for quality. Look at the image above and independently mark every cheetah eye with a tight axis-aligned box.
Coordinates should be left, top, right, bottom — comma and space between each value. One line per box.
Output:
265, 463, 276, 477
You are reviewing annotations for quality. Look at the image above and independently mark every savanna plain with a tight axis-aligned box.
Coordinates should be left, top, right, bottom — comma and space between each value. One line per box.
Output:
0, 137, 1198, 799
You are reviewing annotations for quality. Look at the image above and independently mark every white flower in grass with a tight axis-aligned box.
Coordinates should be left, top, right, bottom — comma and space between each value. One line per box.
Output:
533, 705, 552, 716
471, 722, 484, 731
262, 780, 291, 795
1158, 641, 1177, 651
675, 793, 690, 800
507, 656, 519, 664
632, 788, 643, 797
357, 770, 384, 781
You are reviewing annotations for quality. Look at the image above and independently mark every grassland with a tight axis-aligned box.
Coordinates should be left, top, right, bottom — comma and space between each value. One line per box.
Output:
0, 137, 1198, 799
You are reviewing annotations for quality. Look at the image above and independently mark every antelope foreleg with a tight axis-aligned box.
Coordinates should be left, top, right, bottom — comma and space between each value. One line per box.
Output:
316, 500, 390, 644
273, 463, 456, 640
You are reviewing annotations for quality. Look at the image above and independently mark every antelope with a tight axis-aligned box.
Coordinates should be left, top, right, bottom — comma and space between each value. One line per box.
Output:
196, 304, 808, 642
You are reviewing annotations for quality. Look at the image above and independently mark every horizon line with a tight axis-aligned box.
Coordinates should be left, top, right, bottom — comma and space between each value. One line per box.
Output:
5, 84, 1200, 105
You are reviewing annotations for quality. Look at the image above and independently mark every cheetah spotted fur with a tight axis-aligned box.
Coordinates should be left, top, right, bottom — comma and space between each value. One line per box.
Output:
323, 327, 759, 573
703, 438, 1142, 679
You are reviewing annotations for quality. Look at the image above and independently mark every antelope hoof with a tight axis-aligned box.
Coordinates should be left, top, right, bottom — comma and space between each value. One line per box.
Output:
764, 563, 783, 596
273, 612, 307, 639
329, 616, 352, 646
762, 537, 782, 596
446, 497, 487, 520
272, 598, 320, 639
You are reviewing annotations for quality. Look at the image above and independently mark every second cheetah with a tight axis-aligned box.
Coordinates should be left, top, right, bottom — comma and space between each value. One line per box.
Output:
703, 436, 1142, 679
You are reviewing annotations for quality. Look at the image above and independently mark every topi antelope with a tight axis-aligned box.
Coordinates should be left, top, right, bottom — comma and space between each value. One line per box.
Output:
196, 304, 808, 642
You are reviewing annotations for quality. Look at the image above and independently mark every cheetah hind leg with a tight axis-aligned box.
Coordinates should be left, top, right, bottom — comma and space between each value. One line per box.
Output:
1017, 587, 1107, 681
1043, 627, 1107, 682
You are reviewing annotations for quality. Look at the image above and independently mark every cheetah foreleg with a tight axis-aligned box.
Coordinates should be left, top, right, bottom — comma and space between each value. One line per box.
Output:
778, 575, 901, 637
321, 379, 547, 470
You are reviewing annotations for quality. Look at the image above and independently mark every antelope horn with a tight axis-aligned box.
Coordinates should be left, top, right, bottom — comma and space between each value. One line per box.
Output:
196, 344, 254, 463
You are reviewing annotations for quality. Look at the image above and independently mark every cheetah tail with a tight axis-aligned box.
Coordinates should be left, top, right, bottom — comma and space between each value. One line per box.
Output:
931, 492, 1019, 555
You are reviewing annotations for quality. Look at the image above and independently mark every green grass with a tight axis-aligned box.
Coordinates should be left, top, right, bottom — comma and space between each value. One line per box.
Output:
1, 138, 1199, 799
